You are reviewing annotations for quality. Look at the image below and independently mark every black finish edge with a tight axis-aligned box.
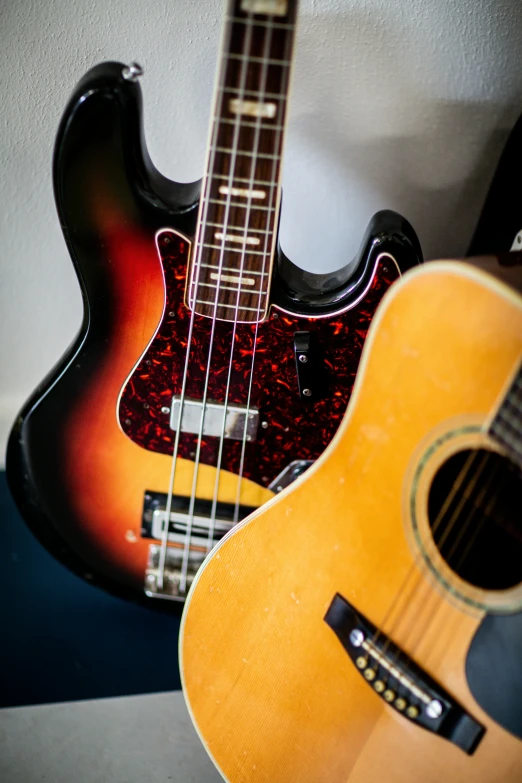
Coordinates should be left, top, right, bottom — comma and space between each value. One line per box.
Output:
5, 62, 201, 616
272, 210, 423, 316
53, 61, 201, 216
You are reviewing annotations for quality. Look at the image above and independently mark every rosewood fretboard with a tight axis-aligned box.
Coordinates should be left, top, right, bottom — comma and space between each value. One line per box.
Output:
187, 0, 298, 323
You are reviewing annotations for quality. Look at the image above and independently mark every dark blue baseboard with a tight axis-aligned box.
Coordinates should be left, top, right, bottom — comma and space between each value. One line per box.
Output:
0, 472, 180, 707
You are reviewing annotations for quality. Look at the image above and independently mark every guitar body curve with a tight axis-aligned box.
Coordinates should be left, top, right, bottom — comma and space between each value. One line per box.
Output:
181, 262, 522, 780
6, 62, 421, 610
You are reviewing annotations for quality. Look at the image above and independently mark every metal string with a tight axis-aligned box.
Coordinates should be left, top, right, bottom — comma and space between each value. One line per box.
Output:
156, 5, 254, 591
231, 11, 294, 526
176, 11, 258, 595
206, 15, 279, 550
378, 367, 522, 657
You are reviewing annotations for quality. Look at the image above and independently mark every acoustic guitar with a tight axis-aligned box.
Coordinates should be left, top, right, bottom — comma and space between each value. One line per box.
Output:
6, 0, 421, 609
181, 259, 522, 781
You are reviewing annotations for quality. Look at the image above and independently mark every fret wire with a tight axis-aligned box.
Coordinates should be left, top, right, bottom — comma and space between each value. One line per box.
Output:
226, 16, 293, 30
219, 86, 288, 100
491, 418, 522, 458
494, 407, 522, 439
199, 241, 272, 255
196, 281, 268, 295
495, 408, 522, 434
215, 117, 284, 131
506, 387, 522, 412
213, 146, 281, 160
193, 299, 266, 313
226, 53, 291, 66
211, 174, 277, 186
205, 222, 273, 235
503, 394, 522, 420
192, 3, 294, 318
196, 263, 270, 276
207, 198, 277, 211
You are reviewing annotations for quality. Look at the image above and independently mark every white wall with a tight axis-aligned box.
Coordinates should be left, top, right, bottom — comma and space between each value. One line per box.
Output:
1, 0, 522, 465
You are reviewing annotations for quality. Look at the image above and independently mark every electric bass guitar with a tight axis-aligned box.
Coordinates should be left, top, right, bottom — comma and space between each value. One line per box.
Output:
6, 0, 421, 610
181, 259, 522, 781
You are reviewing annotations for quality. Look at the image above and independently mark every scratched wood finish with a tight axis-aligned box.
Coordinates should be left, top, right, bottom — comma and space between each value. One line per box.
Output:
181, 262, 522, 783
188, 0, 299, 322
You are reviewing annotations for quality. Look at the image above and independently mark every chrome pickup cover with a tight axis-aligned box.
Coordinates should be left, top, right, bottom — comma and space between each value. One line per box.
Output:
170, 396, 259, 441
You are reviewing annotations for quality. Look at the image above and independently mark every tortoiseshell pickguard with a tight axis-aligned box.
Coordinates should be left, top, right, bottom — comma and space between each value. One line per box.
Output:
119, 230, 399, 487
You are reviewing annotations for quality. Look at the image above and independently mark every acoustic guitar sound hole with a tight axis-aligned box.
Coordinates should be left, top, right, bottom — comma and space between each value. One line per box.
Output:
428, 448, 522, 591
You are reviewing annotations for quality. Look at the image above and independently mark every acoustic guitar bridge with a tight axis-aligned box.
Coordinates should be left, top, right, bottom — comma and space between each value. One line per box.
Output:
324, 593, 485, 755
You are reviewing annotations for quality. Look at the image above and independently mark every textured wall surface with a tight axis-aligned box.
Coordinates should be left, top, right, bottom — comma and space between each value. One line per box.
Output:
1, 0, 522, 463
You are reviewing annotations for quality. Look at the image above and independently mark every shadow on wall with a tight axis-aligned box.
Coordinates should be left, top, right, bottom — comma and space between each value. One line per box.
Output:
276, 5, 522, 270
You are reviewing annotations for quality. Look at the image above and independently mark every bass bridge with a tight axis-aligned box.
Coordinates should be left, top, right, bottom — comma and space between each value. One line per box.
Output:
142, 491, 257, 601
324, 594, 485, 755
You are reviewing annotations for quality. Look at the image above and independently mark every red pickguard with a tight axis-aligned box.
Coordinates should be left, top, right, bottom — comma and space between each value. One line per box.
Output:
119, 230, 398, 486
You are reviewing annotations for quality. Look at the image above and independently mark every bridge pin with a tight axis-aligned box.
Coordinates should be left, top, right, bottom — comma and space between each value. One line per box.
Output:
356, 656, 368, 669
383, 689, 395, 703
363, 668, 376, 681
406, 705, 419, 719
394, 697, 407, 711
374, 680, 385, 693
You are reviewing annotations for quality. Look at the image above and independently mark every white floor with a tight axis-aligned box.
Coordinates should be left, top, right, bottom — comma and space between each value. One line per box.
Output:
0, 691, 222, 783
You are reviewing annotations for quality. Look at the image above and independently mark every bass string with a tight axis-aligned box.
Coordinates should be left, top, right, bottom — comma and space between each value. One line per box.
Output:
232, 9, 295, 526
176, 11, 259, 595
156, 7, 255, 592
206, 14, 281, 549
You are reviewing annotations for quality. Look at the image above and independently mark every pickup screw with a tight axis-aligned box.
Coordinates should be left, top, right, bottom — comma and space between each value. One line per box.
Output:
161, 406, 170, 414
303, 388, 312, 397
426, 700, 443, 719
298, 355, 308, 363
349, 629, 364, 647
261, 421, 268, 429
